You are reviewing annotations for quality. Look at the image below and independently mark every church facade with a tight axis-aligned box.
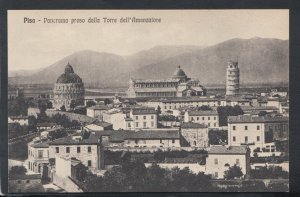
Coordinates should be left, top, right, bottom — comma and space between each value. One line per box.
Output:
126, 66, 206, 98
53, 63, 85, 111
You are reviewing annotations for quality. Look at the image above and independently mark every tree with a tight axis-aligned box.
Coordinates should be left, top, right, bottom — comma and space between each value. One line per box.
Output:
9, 165, 27, 176
60, 105, 66, 111
198, 105, 212, 111
157, 105, 161, 115
86, 101, 96, 108
209, 130, 228, 145
104, 98, 111, 105
224, 164, 243, 180
74, 163, 88, 182
47, 101, 53, 109
258, 111, 268, 116
217, 105, 244, 126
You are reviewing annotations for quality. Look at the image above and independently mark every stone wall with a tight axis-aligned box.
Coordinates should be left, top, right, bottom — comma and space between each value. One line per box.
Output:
53, 173, 83, 192
46, 110, 97, 124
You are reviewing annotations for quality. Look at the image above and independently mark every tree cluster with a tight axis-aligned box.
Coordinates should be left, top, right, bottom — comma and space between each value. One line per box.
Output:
251, 166, 288, 179
224, 164, 243, 180
217, 105, 244, 126
80, 161, 212, 192
208, 129, 228, 145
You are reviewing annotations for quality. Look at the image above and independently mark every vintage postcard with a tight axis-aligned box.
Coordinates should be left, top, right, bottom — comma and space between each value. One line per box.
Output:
7, 9, 289, 193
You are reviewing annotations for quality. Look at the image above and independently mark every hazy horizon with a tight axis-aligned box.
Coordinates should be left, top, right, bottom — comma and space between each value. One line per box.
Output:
8, 10, 288, 71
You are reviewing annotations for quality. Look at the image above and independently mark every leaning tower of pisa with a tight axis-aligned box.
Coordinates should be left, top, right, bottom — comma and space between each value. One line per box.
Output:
226, 61, 240, 96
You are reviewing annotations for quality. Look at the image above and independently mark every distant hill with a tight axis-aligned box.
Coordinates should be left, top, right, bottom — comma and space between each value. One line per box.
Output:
9, 38, 288, 87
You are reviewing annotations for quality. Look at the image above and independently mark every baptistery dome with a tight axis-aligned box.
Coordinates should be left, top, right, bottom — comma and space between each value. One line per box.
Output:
172, 65, 188, 81
56, 63, 83, 83
53, 63, 85, 111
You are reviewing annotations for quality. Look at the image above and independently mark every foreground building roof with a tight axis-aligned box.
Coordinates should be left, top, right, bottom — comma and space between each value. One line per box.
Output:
208, 146, 248, 155
228, 115, 288, 123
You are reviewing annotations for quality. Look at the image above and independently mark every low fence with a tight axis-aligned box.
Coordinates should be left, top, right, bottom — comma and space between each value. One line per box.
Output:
107, 146, 208, 153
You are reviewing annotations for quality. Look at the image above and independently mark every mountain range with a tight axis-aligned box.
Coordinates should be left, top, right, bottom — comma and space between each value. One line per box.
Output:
9, 37, 288, 87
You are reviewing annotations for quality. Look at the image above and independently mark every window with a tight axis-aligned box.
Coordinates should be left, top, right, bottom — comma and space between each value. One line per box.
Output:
151, 121, 154, 127
197, 117, 199, 120
26, 180, 30, 183
136, 122, 139, 127
257, 136, 260, 142
245, 126, 248, 130
143, 122, 147, 127
143, 116, 146, 120
208, 123, 210, 127
214, 172, 218, 178
208, 117, 210, 120
214, 116, 216, 120
56, 147, 59, 153
245, 136, 248, 143
233, 126, 236, 130
128, 122, 131, 127
214, 123, 216, 127
135, 139, 138, 144
38, 150, 43, 158
88, 146, 91, 153
233, 136, 236, 142
77, 147, 81, 153
257, 125, 260, 130
136, 116, 138, 120
88, 160, 92, 167
214, 158, 218, 165
66, 147, 70, 153
160, 139, 163, 143
172, 139, 175, 144
151, 115, 154, 119
236, 159, 240, 166
202, 117, 205, 120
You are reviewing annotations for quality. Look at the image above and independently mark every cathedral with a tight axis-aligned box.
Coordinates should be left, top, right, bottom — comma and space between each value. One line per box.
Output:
53, 63, 85, 111
126, 66, 206, 98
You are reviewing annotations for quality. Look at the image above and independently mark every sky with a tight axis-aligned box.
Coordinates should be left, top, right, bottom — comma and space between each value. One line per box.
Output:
8, 10, 289, 71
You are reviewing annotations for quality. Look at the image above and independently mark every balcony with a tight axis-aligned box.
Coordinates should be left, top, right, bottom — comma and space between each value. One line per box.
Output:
240, 142, 255, 146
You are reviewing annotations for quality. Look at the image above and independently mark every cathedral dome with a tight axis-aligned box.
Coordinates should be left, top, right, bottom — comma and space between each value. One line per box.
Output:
172, 65, 187, 79
56, 63, 83, 83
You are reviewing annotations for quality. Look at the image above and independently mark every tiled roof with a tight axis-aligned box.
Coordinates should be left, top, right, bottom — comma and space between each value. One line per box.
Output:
134, 88, 177, 92
133, 78, 181, 83
241, 106, 279, 111
87, 105, 110, 110
188, 110, 218, 116
31, 140, 50, 148
37, 122, 57, 127
164, 157, 201, 163
228, 115, 288, 123
181, 122, 208, 129
92, 121, 112, 128
208, 146, 248, 155
132, 108, 156, 115
9, 174, 41, 180
49, 130, 180, 145
9, 116, 28, 120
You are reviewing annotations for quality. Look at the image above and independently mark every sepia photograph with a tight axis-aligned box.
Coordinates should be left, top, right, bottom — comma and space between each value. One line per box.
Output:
7, 9, 289, 193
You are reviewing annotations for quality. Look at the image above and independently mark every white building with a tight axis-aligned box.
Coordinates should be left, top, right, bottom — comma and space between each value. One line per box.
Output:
86, 105, 111, 120
184, 110, 219, 128
205, 146, 250, 179
227, 115, 288, 154
8, 116, 28, 126
102, 107, 157, 130
27, 140, 50, 174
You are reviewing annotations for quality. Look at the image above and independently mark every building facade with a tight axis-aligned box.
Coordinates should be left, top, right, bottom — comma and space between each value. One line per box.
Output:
227, 115, 288, 153
184, 110, 219, 128
206, 146, 250, 179
226, 61, 240, 96
180, 122, 209, 148
127, 66, 206, 98
53, 63, 85, 111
